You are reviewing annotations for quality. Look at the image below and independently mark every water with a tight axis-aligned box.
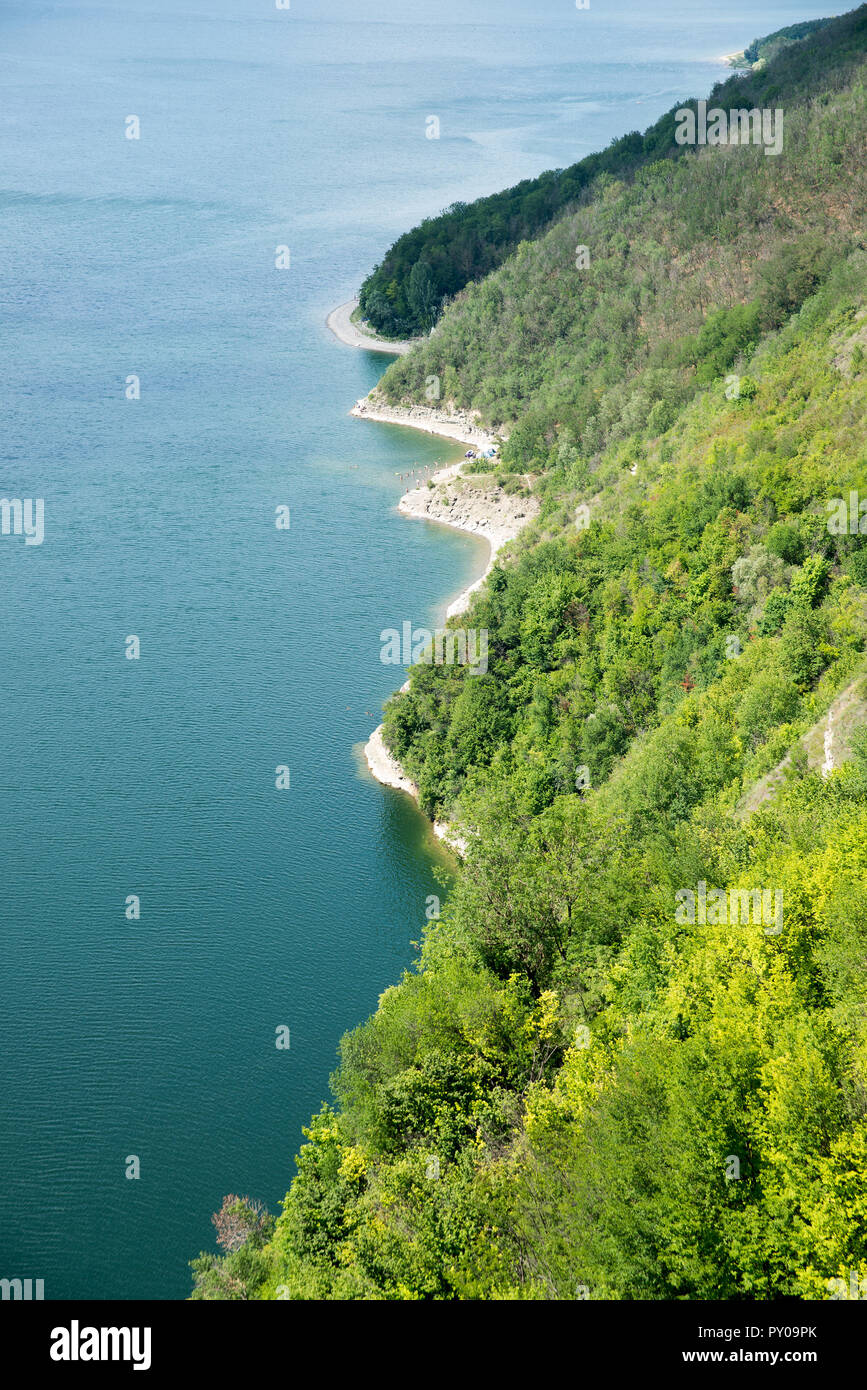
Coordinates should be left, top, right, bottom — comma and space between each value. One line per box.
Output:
0, 0, 839, 1300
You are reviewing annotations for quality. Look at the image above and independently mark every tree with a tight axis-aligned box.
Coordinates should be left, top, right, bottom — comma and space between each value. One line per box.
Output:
212, 1194, 271, 1253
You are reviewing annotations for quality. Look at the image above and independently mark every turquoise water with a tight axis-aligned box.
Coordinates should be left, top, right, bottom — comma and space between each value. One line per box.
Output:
0, 0, 840, 1300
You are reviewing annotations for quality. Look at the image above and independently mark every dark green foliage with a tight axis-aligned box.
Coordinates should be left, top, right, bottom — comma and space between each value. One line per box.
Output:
688, 302, 762, 382
766, 520, 804, 565
373, 7, 867, 460
359, 123, 680, 338
196, 9, 867, 1303
742, 15, 837, 63
360, 7, 866, 341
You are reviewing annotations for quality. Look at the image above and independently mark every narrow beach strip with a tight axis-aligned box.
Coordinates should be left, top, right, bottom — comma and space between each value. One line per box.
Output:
354, 399, 539, 854
352, 394, 497, 450
326, 298, 417, 355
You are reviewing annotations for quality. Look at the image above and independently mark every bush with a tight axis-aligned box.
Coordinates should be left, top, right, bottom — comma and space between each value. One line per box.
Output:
766, 521, 804, 565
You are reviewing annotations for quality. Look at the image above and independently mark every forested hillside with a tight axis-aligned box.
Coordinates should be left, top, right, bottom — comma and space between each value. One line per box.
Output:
192, 8, 867, 1300
742, 15, 836, 64
359, 9, 857, 338
379, 7, 866, 463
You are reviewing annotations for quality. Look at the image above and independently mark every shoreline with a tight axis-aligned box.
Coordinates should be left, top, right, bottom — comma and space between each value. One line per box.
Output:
356, 403, 538, 854
398, 463, 534, 620
352, 394, 499, 452
326, 299, 417, 356
345, 31, 750, 852
362, 727, 470, 858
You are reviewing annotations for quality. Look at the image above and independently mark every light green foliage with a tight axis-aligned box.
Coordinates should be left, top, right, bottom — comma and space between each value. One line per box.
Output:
194, 9, 867, 1301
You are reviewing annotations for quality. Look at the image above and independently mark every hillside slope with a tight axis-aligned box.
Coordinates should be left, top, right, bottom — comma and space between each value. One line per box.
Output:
360, 6, 863, 339
376, 4, 866, 463
191, 9, 867, 1302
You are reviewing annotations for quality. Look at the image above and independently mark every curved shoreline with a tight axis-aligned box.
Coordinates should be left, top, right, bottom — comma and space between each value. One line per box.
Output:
357, 403, 538, 856
363, 728, 469, 858
352, 395, 498, 452
398, 465, 535, 620
364, 724, 420, 798
327, 299, 417, 355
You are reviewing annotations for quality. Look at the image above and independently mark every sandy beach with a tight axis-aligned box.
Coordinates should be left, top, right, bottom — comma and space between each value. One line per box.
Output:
352, 394, 498, 451
398, 462, 537, 619
327, 299, 417, 355
359, 412, 539, 853
349, 368, 536, 857
364, 724, 420, 797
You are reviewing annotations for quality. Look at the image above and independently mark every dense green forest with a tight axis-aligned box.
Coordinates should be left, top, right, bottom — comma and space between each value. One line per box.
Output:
359, 121, 688, 338
192, 8, 867, 1300
359, 10, 852, 339
742, 15, 837, 64
378, 11, 866, 459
